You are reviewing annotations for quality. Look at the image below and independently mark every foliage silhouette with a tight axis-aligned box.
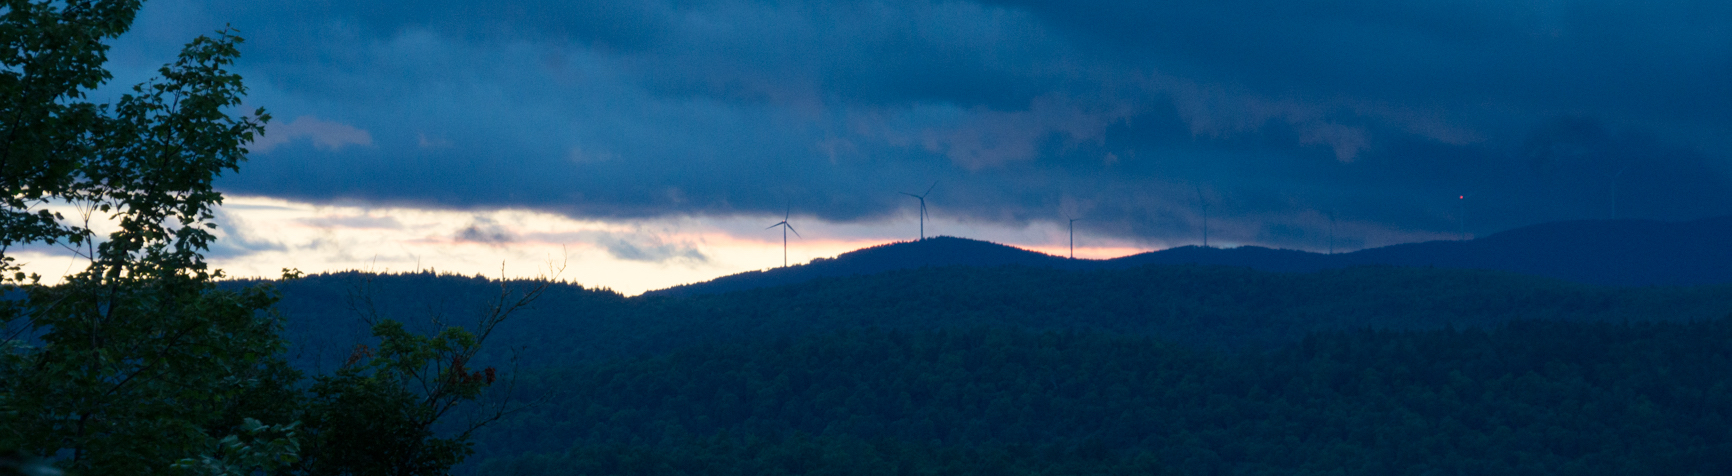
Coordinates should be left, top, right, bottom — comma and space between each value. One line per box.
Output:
0, 2, 288, 470
475, 321, 1732, 475
256, 268, 1732, 473
0, 3, 536, 473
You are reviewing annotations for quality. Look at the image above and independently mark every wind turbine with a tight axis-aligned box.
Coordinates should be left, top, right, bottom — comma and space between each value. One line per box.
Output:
1327, 210, 1336, 255
1607, 166, 1628, 219
1195, 185, 1210, 248
1065, 213, 1081, 259
766, 207, 800, 267
900, 182, 936, 240
1457, 193, 1472, 241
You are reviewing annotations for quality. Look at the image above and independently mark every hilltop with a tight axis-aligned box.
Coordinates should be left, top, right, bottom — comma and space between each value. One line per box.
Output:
251, 243, 1732, 474
648, 216, 1732, 296
266, 263, 1732, 372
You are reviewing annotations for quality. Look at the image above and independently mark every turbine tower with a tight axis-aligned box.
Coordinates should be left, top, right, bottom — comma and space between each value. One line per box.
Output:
900, 182, 936, 240
1327, 210, 1336, 255
1066, 213, 1081, 259
1457, 193, 1470, 241
766, 207, 800, 267
1195, 185, 1210, 248
1608, 166, 1628, 219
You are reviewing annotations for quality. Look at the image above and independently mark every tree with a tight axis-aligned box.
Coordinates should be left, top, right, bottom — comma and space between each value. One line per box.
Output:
0, 0, 287, 473
295, 270, 558, 476
2, 3, 552, 473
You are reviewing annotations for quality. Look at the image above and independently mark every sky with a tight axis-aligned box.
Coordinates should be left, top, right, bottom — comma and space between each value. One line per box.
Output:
17, 0, 1732, 295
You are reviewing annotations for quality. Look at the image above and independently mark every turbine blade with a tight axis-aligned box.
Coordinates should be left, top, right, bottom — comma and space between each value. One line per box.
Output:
787, 224, 801, 237
767, 222, 785, 229
899, 192, 919, 198
924, 181, 937, 196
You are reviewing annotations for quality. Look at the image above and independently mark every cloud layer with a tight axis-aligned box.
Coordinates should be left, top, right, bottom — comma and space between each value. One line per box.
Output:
112, 0, 1732, 250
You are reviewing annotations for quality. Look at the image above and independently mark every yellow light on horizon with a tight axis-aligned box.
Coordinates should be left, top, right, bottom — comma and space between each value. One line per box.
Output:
9, 196, 1160, 296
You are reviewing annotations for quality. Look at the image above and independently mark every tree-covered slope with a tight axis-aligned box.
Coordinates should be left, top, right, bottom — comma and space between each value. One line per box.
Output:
649, 216, 1732, 297
473, 321, 1732, 475
226, 271, 630, 372
646, 236, 1076, 297
245, 265, 1732, 474
1336, 216, 1732, 287
260, 264, 1732, 371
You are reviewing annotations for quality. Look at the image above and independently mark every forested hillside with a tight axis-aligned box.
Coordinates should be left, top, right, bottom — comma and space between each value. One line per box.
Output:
264, 264, 1732, 370
651, 216, 1732, 297
470, 321, 1732, 475
246, 265, 1732, 474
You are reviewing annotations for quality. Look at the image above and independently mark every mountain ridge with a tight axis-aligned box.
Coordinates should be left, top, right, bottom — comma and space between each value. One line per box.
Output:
647, 215, 1732, 297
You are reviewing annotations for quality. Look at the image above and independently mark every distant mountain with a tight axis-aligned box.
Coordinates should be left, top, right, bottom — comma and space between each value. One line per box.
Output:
265, 264, 1732, 472
269, 264, 1732, 373
647, 216, 1732, 296
646, 237, 1077, 297
1337, 217, 1732, 287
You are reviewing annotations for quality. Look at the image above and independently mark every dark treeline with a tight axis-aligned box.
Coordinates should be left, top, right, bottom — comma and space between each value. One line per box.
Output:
244, 266, 1732, 474
263, 264, 1732, 371
473, 321, 1732, 475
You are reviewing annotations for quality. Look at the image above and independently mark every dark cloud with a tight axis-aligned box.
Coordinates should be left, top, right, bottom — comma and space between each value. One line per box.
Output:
514, 229, 708, 264
204, 208, 288, 259
455, 217, 514, 245
116, 0, 1732, 251
600, 237, 708, 264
